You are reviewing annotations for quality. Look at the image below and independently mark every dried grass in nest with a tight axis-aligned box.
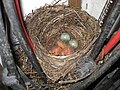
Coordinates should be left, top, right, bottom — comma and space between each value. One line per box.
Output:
15, 46, 43, 89
25, 5, 101, 83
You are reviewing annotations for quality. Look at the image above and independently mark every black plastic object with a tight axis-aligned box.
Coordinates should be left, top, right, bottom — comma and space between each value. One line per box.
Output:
0, 4, 15, 77
106, 14, 120, 42
90, 0, 120, 60
98, 0, 117, 27
75, 57, 96, 80
2, 0, 47, 84
94, 68, 120, 90
0, 1, 26, 90
69, 47, 120, 90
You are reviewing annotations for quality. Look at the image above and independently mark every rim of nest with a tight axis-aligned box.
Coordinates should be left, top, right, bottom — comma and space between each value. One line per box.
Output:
26, 5, 101, 60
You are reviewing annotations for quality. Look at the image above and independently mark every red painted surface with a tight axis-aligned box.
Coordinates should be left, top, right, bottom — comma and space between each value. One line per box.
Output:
14, 0, 35, 52
98, 28, 120, 61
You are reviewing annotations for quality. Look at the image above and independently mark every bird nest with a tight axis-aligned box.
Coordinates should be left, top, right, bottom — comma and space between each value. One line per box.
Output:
25, 5, 101, 83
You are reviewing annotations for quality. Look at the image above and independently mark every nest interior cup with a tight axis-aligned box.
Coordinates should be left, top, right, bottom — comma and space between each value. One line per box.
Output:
26, 5, 101, 82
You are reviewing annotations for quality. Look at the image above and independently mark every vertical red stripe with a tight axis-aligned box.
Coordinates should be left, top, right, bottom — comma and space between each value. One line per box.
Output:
14, 0, 35, 52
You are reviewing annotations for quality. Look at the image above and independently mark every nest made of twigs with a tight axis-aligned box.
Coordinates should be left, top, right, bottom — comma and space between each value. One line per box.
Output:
26, 5, 101, 82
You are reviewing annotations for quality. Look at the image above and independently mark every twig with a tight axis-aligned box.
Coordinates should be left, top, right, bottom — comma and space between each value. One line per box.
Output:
53, 0, 62, 6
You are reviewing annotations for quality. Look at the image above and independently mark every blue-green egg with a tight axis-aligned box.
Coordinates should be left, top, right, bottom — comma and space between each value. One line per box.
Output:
69, 39, 78, 49
60, 33, 71, 42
